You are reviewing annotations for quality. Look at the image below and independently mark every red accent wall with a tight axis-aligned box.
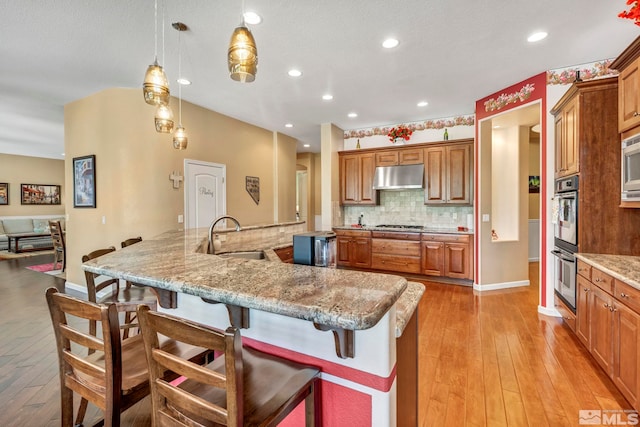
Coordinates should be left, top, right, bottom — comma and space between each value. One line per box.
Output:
474, 72, 548, 306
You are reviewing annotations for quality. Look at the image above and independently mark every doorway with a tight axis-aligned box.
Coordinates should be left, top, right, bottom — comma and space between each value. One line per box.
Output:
184, 159, 226, 229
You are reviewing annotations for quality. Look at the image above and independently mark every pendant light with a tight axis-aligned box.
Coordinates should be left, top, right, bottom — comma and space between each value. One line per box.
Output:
143, 0, 170, 105
172, 22, 188, 150
228, 0, 258, 83
154, 103, 174, 133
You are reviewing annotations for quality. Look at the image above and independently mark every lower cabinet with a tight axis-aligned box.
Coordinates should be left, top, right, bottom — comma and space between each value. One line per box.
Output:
335, 230, 371, 268
371, 232, 421, 274
421, 233, 473, 280
575, 260, 640, 410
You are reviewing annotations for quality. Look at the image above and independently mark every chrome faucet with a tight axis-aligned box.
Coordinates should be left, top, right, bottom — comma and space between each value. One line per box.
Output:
208, 215, 242, 254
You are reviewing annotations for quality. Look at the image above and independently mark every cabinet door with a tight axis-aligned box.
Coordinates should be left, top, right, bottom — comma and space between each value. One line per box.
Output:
619, 59, 640, 132
590, 284, 614, 376
576, 275, 591, 347
563, 96, 579, 176
444, 242, 468, 279
613, 302, 640, 408
398, 149, 424, 165
359, 154, 377, 205
447, 144, 471, 204
341, 155, 360, 205
352, 237, 371, 268
375, 151, 398, 166
336, 237, 352, 266
554, 113, 564, 178
424, 147, 445, 203
422, 241, 444, 276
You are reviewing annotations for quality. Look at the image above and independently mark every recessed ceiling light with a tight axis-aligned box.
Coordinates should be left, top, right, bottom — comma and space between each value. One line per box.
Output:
288, 69, 302, 77
348, 112, 358, 118
285, 123, 293, 128
417, 101, 428, 107
303, 144, 310, 148
61, 153, 65, 156
243, 11, 262, 25
527, 31, 548, 43
177, 78, 191, 85
382, 38, 399, 49
493, 125, 501, 129
322, 94, 333, 101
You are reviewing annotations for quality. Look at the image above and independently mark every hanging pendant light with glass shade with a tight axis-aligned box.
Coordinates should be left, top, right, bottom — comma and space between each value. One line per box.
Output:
228, 0, 258, 83
172, 22, 188, 150
154, 103, 174, 133
143, 0, 170, 105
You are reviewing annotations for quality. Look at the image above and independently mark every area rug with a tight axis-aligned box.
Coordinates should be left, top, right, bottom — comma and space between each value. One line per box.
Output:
26, 262, 65, 278
0, 249, 54, 260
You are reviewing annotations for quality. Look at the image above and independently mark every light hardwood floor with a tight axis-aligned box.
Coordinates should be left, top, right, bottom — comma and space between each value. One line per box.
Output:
0, 257, 632, 426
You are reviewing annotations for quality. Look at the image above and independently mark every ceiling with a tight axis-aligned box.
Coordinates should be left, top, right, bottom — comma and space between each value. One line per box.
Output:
1, 1, 638, 160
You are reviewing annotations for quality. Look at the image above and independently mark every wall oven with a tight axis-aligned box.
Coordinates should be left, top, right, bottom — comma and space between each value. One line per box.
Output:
622, 133, 640, 201
552, 175, 579, 312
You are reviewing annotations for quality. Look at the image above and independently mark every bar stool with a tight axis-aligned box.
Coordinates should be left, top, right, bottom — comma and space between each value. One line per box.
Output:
137, 305, 322, 426
120, 236, 142, 289
45, 288, 209, 427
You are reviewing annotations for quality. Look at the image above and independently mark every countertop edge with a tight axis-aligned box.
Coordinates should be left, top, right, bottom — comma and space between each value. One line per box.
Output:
575, 253, 640, 290
395, 281, 425, 338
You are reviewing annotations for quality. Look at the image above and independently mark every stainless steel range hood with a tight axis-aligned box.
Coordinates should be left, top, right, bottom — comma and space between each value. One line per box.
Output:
372, 163, 424, 190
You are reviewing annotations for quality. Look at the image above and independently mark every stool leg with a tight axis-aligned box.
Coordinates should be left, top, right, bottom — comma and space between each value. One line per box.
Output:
305, 378, 321, 427
75, 397, 88, 427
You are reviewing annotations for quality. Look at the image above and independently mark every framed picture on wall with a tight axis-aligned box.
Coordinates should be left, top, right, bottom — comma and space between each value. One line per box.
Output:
529, 176, 540, 194
73, 155, 96, 208
20, 184, 61, 205
0, 183, 8, 205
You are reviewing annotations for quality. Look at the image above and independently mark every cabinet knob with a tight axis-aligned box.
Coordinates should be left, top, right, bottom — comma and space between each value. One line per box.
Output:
595, 278, 602, 282
621, 293, 628, 298
611, 307, 617, 312
603, 303, 610, 308
584, 288, 589, 292
634, 111, 639, 117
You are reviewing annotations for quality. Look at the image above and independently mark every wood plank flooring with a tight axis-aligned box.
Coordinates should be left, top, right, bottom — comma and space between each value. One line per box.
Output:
0, 257, 633, 426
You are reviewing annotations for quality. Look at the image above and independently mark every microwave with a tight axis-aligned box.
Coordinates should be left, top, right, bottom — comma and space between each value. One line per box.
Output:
622, 133, 640, 201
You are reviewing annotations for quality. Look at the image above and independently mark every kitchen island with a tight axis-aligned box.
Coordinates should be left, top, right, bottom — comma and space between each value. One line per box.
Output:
82, 222, 424, 426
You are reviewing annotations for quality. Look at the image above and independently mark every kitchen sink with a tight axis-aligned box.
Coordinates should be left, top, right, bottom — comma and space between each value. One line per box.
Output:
219, 251, 266, 260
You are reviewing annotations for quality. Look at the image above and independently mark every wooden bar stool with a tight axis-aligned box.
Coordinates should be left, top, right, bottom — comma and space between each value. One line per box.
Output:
120, 236, 142, 289
48, 220, 66, 272
137, 305, 322, 426
45, 288, 209, 427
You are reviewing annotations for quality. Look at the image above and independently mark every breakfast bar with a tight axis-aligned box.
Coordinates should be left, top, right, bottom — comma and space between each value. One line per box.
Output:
82, 222, 424, 426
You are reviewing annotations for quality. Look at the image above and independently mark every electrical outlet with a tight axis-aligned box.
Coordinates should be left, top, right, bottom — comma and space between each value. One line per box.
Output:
452, 212, 457, 219
101, 215, 106, 225
178, 214, 184, 223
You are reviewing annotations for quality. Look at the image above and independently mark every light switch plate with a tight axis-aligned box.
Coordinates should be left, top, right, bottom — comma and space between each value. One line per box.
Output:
482, 214, 490, 222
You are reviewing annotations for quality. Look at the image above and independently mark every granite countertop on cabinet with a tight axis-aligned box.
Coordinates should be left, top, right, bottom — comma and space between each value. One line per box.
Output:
82, 226, 418, 334
576, 253, 640, 290
332, 225, 474, 235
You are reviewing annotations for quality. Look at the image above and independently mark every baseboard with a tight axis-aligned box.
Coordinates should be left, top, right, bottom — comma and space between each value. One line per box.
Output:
528, 257, 540, 262
65, 280, 117, 299
473, 279, 530, 291
538, 305, 562, 317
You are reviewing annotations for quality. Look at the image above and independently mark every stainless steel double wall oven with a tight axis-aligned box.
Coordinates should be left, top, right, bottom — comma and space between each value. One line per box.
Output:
552, 175, 579, 312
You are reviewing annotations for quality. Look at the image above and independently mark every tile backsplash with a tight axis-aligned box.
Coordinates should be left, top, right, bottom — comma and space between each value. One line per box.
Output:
343, 189, 473, 229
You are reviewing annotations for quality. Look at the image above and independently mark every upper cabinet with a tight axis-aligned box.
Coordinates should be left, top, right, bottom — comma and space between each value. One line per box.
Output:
375, 148, 424, 166
552, 94, 579, 178
424, 142, 472, 205
611, 36, 640, 134
340, 152, 378, 205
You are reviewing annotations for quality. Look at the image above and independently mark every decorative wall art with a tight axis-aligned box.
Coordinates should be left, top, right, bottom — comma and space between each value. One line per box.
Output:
73, 155, 96, 208
21, 184, 61, 205
529, 176, 540, 194
0, 183, 8, 205
245, 176, 260, 205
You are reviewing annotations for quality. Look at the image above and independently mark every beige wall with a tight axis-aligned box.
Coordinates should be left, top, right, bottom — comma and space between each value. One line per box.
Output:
313, 154, 321, 216
0, 154, 65, 216
65, 88, 297, 286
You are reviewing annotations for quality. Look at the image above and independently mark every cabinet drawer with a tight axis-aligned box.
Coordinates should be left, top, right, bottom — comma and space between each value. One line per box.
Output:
555, 294, 576, 332
592, 267, 614, 294
333, 229, 371, 238
615, 279, 640, 314
577, 260, 592, 281
371, 231, 421, 240
372, 254, 421, 274
371, 239, 421, 256
375, 151, 399, 166
421, 233, 470, 243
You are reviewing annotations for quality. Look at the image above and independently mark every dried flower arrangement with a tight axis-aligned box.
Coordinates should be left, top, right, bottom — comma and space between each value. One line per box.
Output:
387, 125, 413, 143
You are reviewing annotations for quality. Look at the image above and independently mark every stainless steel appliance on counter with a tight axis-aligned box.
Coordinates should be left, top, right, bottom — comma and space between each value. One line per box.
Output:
552, 175, 579, 312
293, 232, 336, 267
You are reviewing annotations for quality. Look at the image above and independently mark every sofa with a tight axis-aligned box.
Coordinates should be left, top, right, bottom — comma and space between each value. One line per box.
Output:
0, 217, 65, 252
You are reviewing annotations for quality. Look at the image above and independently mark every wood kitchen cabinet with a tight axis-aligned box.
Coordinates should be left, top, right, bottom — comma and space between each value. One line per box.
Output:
421, 233, 473, 280
424, 142, 471, 205
334, 229, 371, 268
611, 38, 640, 133
574, 258, 640, 410
552, 95, 579, 178
371, 231, 421, 274
340, 153, 378, 206
375, 148, 423, 167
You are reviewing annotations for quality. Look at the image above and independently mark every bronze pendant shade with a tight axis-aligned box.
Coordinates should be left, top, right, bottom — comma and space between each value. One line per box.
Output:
228, 24, 258, 83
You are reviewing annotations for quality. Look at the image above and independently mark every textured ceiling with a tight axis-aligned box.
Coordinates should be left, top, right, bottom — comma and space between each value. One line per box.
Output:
0, 0, 638, 159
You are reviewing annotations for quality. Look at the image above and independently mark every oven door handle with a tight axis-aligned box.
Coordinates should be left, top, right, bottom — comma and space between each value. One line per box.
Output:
551, 250, 575, 263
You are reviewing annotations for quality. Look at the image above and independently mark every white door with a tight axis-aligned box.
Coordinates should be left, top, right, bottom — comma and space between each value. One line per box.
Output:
184, 159, 226, 229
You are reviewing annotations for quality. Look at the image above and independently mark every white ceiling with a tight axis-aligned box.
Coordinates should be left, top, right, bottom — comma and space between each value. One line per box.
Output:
1, 0, 638, 160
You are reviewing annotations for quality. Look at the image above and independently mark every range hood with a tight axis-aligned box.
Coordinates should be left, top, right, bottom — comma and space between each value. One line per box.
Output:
372, 163, 424, 190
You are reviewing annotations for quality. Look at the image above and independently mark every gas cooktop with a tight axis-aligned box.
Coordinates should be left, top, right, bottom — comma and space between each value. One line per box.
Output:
375, 224, 424, 230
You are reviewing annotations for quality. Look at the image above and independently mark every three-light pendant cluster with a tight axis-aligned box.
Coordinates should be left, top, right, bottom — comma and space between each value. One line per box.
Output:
142, 0, 259, 150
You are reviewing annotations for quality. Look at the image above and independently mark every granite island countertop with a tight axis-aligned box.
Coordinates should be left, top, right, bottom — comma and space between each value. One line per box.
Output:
575, 253, 640, 290
82, 226, 422, 335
